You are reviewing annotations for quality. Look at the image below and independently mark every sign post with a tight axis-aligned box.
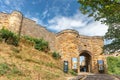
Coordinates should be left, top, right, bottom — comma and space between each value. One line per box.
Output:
97, 60, 104, 73
63, 61, 68, 73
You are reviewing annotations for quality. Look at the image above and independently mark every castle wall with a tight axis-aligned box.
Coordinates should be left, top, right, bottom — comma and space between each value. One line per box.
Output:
21, 18, 55, 51
78, 36, 104, 73
0, 11, 55, 51
0, 13, 9, 29
55, 30, 79, 68
8, 11, 23, 33
0, 11, 107, 73
55, 30, 107, 73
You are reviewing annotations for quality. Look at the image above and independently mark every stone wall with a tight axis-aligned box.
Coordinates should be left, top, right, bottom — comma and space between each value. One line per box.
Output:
55, 30, 79, 69
0, 11, 55, 51
9, 11, 23, 33
55, 29, 107, 73
0, 11, 107, 73
0, 13, 9, 29
21, 18, 55, 51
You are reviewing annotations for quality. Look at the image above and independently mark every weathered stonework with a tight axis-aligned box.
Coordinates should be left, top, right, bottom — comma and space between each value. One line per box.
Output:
0, 12, 9, 29
0, 11, 107, 73
9, 11, 23, 33
55, 30, 107, 73
0, 11, 55, 51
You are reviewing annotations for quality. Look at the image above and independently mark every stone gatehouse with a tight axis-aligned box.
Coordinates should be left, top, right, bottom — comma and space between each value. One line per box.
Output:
0, 11, 107, 73
55, 30, 107, 73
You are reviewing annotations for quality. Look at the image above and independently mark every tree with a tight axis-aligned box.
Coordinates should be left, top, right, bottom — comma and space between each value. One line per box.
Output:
78, 0, 120, 53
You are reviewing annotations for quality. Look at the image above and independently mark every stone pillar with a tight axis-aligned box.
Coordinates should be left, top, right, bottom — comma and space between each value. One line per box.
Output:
8, 11, 23, 34
88, 64, 90, 72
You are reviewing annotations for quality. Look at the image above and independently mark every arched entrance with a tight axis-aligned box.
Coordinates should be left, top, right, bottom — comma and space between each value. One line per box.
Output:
79, 51, 92, 72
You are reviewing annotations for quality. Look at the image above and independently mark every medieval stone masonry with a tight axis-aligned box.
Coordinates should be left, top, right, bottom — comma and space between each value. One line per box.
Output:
0, 11, 107, 73
56, 30, 107, 73
0, 11, 55, 51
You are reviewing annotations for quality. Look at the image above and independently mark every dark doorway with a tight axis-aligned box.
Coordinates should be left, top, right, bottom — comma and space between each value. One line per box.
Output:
79, 51, 91, 72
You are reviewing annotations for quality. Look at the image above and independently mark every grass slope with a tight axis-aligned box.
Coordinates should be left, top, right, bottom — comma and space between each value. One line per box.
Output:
0, 39, 68, 80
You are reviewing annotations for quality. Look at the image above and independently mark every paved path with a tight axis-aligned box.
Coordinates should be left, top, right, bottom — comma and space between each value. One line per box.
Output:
67, 73, 120, 80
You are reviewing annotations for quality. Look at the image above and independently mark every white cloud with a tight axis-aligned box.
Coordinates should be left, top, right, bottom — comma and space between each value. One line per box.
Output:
42, 10, 48, 19
48, 16, 86, 30
31, 17, 39, 23
0, 0, 24, 12
25, 12, 45, 26
47, 11, 108, 36
31, 17, 44, 26
79, 21, 108, 36
5, 0, 10, 5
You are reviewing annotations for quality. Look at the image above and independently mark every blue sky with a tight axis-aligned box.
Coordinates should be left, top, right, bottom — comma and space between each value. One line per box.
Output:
0, 0, 108, 36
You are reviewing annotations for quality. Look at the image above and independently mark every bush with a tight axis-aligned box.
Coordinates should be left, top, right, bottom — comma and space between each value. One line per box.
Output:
0, 28, 19, 46
52, 52, 61, 59
24, 36, 49, 52
34, 38, 49, 52
107, 56, 120, 75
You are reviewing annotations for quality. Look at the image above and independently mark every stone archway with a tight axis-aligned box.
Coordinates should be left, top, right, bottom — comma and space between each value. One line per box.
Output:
79, 51, 92, 73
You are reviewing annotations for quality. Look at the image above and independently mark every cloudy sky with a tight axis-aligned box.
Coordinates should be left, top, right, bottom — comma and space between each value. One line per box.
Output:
0, 0, 108, 36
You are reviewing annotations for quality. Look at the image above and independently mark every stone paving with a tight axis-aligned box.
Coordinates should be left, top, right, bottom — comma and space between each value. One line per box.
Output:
67, 73, 120, 80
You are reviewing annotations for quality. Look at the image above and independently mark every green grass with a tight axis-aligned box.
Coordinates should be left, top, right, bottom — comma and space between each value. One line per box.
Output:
0, 37, 69, 80
0, 63, 23, 76
0, 63, 10, 75
69, 69, 77, 76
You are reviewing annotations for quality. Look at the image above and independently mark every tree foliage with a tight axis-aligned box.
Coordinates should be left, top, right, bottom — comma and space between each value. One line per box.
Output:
78, 0, 120, 53
107, 56, 120, 75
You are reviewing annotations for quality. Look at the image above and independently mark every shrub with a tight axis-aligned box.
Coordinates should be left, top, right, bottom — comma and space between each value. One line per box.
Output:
52, 52, 61, 59
24, 36, 49, 52
34, 38, 49, 52
0, 28, 19, 46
